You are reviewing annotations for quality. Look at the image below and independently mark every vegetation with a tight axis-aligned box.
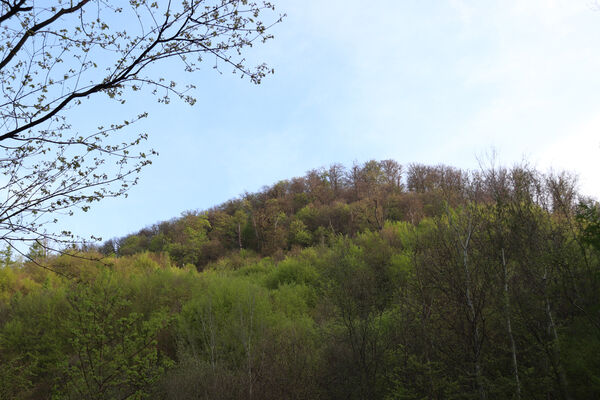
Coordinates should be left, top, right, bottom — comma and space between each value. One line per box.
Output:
1, 159, 599, 399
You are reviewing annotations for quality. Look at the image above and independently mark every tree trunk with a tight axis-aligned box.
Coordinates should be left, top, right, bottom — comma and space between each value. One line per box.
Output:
502, 248, 521, 400
543, 267, 571, 400
459, 217, 486, 400
463, 240, 485, 400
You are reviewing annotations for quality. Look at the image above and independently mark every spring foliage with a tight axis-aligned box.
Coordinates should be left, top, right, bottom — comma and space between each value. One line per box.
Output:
1, 160, 599, 399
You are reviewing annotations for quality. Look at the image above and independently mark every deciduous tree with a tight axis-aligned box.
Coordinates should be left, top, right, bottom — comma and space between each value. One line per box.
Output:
0, 0, 282, 249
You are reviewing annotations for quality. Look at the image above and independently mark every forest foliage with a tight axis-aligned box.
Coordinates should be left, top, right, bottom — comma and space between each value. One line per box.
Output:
1, 159, 599, 399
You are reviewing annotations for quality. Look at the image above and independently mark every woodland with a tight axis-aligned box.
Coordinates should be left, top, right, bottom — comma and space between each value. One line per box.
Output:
0, 1, 599, 399
1, 159, 599, 399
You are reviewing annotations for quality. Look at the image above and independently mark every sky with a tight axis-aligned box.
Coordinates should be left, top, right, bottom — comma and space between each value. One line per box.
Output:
61, 0, 600, 243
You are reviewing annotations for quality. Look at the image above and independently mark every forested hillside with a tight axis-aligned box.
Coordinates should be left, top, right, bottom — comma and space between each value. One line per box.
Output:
1, 160, 599, 399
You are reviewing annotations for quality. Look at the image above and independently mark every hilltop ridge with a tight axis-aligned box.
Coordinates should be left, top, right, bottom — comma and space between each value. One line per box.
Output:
100, 159, 586, 268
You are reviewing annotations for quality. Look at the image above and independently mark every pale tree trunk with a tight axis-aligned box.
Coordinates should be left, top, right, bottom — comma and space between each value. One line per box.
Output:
251, 215, 261, 251
373, 199, 383, 230
415, 255, 436, 398
448, 208, 486, 400
199, 295, 218, 396
502, 248, 521, 400
239, 292, 256, 399
543, 267, 572, 400
200, 296, 217, 373
461, 225, 486, 400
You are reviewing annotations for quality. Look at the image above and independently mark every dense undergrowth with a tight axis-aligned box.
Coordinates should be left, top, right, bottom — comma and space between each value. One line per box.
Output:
1, 160, 599, 399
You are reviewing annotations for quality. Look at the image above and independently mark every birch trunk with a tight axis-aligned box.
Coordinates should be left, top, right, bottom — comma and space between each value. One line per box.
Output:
502, 248, 521, 400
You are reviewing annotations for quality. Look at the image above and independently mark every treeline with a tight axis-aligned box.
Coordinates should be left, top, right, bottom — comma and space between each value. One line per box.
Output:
1, 160, 599, 399
101, 159, 456, 264
103, 160, 586, 268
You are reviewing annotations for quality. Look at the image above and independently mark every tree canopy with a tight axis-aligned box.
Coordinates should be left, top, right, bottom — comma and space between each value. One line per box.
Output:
2, 159, 600, 399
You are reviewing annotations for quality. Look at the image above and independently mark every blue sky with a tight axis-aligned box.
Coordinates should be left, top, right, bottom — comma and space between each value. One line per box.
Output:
63, 0, 600, 243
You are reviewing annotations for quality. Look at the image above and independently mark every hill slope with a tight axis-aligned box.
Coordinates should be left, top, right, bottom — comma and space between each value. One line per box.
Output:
102, 159, 590, 267
2, 159, 600, 399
